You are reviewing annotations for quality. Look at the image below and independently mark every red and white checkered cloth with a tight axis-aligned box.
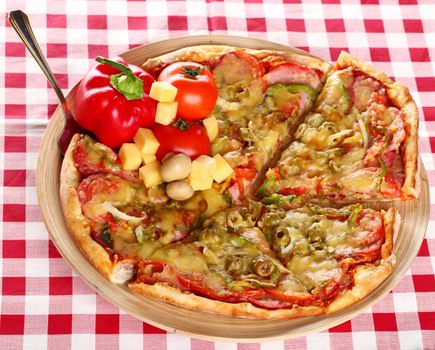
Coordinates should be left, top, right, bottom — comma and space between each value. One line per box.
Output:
1, 0, 434, 348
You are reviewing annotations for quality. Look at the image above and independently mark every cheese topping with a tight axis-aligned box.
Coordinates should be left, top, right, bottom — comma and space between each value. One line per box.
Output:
208, 51, 323, 195
263, 66, 406, 201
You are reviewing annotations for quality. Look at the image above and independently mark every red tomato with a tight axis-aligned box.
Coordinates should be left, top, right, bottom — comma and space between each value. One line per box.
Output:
235, 167, 257, 180
234, 167, 257, 195
158, 62, 218, 121
152, 119, 211, 160
279, 185, 308, 196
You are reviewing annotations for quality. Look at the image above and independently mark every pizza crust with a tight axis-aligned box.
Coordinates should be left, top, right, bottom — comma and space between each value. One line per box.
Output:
381, 207, 400, 259
336, 51, 419, 199
142, 44, 332, 78
60, 134, 135, 284
386, 83, 420, 199
327, 207, 398, 313
336, 51, 393, 85
327, 256, 395, 313
129, 282, 324, 320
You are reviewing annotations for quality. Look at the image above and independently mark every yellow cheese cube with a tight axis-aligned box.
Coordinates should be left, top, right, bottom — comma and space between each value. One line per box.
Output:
203, 116, 218, 141
134, 128, 160, 154
189, 176, 213, 191
212, 154, 234, 183
119, 143, 142, 170
149, 81, 178, 102
190, 155, 216, 181
155, 101, 178, 125
139, 161, 163, 188
140, 153, 156, 165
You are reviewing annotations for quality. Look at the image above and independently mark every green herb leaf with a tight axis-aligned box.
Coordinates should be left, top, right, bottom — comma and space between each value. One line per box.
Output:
222, 193, 233, 206
348, 204, 363, 227
192, 214, 204, 230
256, 176, 276, 197
175, 224, 189, 233
227, 280, 254, 291
308, 204, 349, 217
102, 222, 113, 248
261, 194, 296, 206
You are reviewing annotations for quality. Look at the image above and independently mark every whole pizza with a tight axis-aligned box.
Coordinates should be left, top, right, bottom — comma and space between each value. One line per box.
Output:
60, 44, 418, 319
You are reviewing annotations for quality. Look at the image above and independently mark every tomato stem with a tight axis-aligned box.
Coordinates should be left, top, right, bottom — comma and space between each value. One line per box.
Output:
181, 66, 205, 79
172, 118, 189, 130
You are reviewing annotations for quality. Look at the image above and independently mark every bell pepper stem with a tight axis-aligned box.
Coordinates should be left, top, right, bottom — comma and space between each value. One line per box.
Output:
95, 56, 144, 100
96, 56, 136, 79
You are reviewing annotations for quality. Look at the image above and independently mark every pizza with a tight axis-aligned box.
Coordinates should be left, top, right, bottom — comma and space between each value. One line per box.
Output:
59, 44, 418, 319
143, 46, 331, 198
260, 51, 419, 204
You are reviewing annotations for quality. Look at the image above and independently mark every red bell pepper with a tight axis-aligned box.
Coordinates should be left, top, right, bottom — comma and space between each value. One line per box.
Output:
73, 56, 157, 148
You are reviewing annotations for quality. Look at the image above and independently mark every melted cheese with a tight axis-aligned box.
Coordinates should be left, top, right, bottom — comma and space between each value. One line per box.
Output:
151, 243, 209, 273
200, 188, 229, 217
290, 256, 341, 290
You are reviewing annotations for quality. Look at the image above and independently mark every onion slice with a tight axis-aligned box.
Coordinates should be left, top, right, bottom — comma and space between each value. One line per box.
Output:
102, 202, 146, 223
358, 118, 368, 152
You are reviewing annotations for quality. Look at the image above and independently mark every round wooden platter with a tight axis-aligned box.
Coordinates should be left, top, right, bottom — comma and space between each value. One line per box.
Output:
37, 35, 429, 341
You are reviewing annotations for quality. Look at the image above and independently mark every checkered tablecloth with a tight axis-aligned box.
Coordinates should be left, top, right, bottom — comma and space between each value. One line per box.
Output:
1, 0, 434, 348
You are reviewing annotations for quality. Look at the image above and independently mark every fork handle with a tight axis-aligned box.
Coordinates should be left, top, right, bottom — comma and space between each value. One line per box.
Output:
8, 10, 67, 108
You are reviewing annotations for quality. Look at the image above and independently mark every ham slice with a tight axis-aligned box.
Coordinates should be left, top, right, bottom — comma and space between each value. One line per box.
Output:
264, 63, 321, 89
382, 149, 405, 188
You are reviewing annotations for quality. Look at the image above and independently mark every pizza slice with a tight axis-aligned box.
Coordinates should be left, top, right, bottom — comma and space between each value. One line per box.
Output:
260, 51, 419, 203
60, 134, 229, 283
142, 45, 331, 200
128, 203, 398, 318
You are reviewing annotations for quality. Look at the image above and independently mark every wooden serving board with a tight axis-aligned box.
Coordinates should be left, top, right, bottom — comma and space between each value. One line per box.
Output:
36, 35, 429, 341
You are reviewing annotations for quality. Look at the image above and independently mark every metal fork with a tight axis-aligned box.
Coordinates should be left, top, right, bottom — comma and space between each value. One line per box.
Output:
8, 10, 83, 155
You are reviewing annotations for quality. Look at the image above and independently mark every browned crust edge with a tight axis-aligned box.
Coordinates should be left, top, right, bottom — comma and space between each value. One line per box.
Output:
128, 282, 324, 320
141, 44, 332, 77
327, 208, 398, 313
387, 84, 420, 199
60, 134, 134, 283
336, 51, 419, 199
